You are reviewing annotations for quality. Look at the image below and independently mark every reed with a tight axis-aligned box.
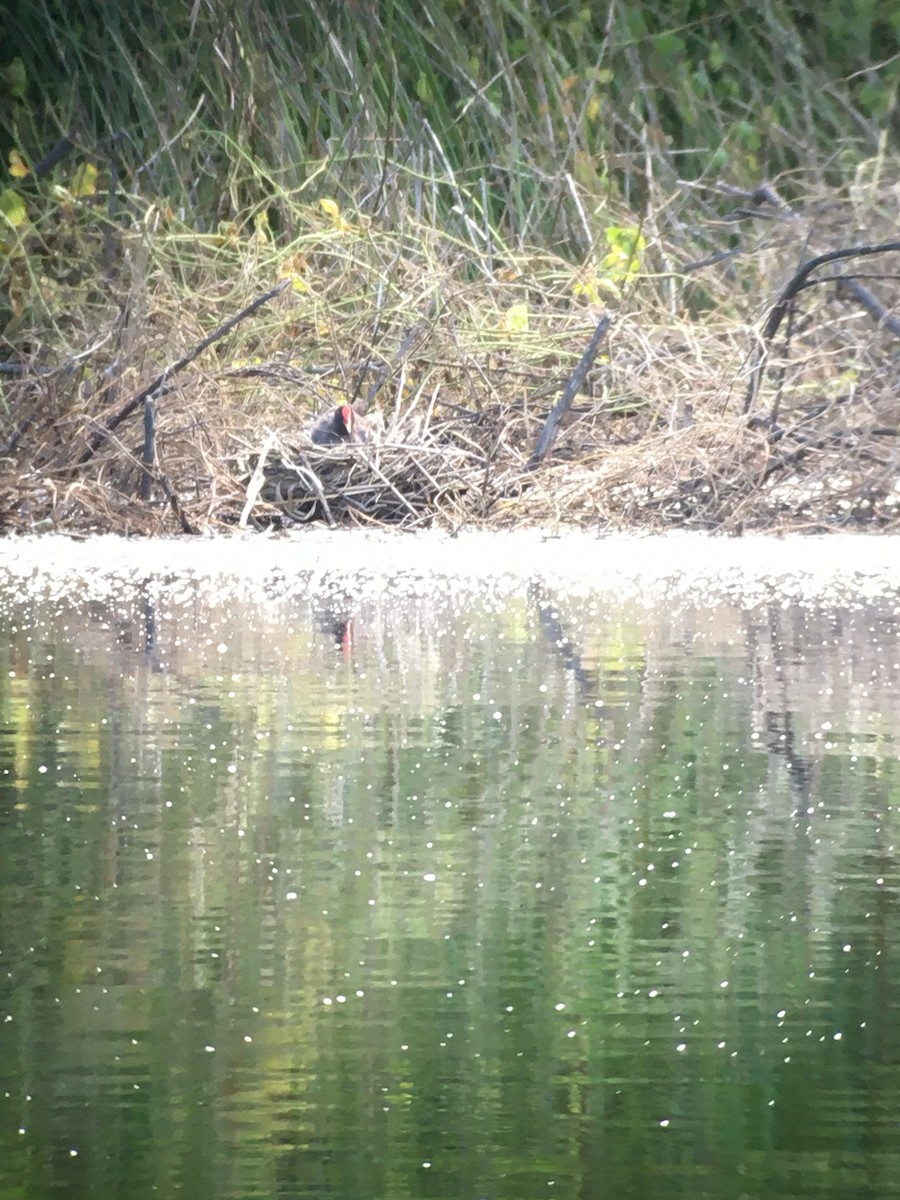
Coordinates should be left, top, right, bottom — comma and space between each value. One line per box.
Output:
0, 2, 897, 535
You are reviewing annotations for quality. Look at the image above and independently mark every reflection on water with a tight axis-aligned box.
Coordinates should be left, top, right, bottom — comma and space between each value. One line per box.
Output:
1, 567, 899, 1200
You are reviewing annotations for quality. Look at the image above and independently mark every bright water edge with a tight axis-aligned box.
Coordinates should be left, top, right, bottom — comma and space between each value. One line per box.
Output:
1, 576, 899, 1200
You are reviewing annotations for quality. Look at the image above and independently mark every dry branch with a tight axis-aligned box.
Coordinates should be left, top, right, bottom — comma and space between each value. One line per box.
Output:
528, 314, 612, 470
744, 242, 900, 415
78, 279, 291, 465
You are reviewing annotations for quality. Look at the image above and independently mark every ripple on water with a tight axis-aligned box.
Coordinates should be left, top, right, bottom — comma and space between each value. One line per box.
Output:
1, 532, 900, 1200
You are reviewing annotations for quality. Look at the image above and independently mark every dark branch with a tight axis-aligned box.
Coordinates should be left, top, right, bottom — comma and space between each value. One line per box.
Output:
528, 313, 612, 470
744, 242, 900, 415
78, 279, 290, 465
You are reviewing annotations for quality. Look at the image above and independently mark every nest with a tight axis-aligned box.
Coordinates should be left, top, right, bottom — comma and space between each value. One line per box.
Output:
234, 433, 490, 528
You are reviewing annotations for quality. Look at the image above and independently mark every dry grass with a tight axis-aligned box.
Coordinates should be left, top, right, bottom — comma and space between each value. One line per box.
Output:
1, 168, 899, 536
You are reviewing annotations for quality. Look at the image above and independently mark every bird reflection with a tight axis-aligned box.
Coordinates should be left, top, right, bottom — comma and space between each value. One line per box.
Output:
311, 593, 358, 656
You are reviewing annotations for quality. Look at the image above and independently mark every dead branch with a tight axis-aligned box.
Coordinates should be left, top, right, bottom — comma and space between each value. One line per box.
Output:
78, 279, 290, 465
528, 313, 612, 470
744, 241, 900, 415
835, 276, 900, 338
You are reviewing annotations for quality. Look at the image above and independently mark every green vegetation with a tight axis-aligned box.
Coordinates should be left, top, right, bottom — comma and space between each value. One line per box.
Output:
4, 0, 898, 230
0, 1, 899, 533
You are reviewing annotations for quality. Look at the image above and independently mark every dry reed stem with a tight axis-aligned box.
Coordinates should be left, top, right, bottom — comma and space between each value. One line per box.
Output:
1, 176, 898, 535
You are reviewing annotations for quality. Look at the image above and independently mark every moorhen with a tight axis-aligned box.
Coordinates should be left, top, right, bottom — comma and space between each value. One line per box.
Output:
310, 404, 372, 446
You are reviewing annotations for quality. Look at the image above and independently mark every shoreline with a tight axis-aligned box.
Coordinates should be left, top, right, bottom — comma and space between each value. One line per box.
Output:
0, 528, 898, 608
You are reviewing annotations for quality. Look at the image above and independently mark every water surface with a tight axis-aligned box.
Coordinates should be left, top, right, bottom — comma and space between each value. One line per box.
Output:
1, 533, 899, 1199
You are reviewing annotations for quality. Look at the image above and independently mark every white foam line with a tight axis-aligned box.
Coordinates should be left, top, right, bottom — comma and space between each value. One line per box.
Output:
0, 530, 898, 608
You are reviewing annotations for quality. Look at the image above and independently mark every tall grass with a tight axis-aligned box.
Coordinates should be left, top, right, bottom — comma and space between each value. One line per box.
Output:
3, 0, 898, 242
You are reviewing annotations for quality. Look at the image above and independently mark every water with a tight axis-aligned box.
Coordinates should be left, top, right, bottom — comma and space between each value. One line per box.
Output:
1, 534, 899, 1200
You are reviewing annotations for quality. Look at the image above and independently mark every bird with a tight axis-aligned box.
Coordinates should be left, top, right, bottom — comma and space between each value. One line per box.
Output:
309, 404, 372, 446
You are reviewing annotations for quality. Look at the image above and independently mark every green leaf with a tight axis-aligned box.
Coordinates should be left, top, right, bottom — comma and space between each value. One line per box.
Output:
600, 225, 646, 285
2, 57, 27, 99
0, 187, 27, 227
71, 162, 97, 197
416, 72, 433, 104
708, 41, 726, 73
502, 303, 529, 333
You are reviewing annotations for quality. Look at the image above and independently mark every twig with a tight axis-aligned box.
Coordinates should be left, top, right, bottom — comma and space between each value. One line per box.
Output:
679, 248, 743, 273
359, 454, 421, 520
276, 459, 334, 525
78, 408, 199, 534
0, 330, 113, 381
239, 432, 277, 528
141, 394, 156, 501
103, 130, 124, 279
361, 289, 443, 414
835, 276, 900, 338
761, 428, 872, 483
79, 279, 290, 465
134, 95, 206, 183
744, 242, 900, 415
527, 314, 612, 470
33, 132, 76, 178
564, 172, 594, 252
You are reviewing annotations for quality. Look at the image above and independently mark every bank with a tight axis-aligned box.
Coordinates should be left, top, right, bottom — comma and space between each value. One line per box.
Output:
2, 184, 898, 538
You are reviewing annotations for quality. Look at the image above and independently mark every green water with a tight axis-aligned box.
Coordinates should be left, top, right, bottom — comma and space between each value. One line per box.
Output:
0, 580, 898, 1200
